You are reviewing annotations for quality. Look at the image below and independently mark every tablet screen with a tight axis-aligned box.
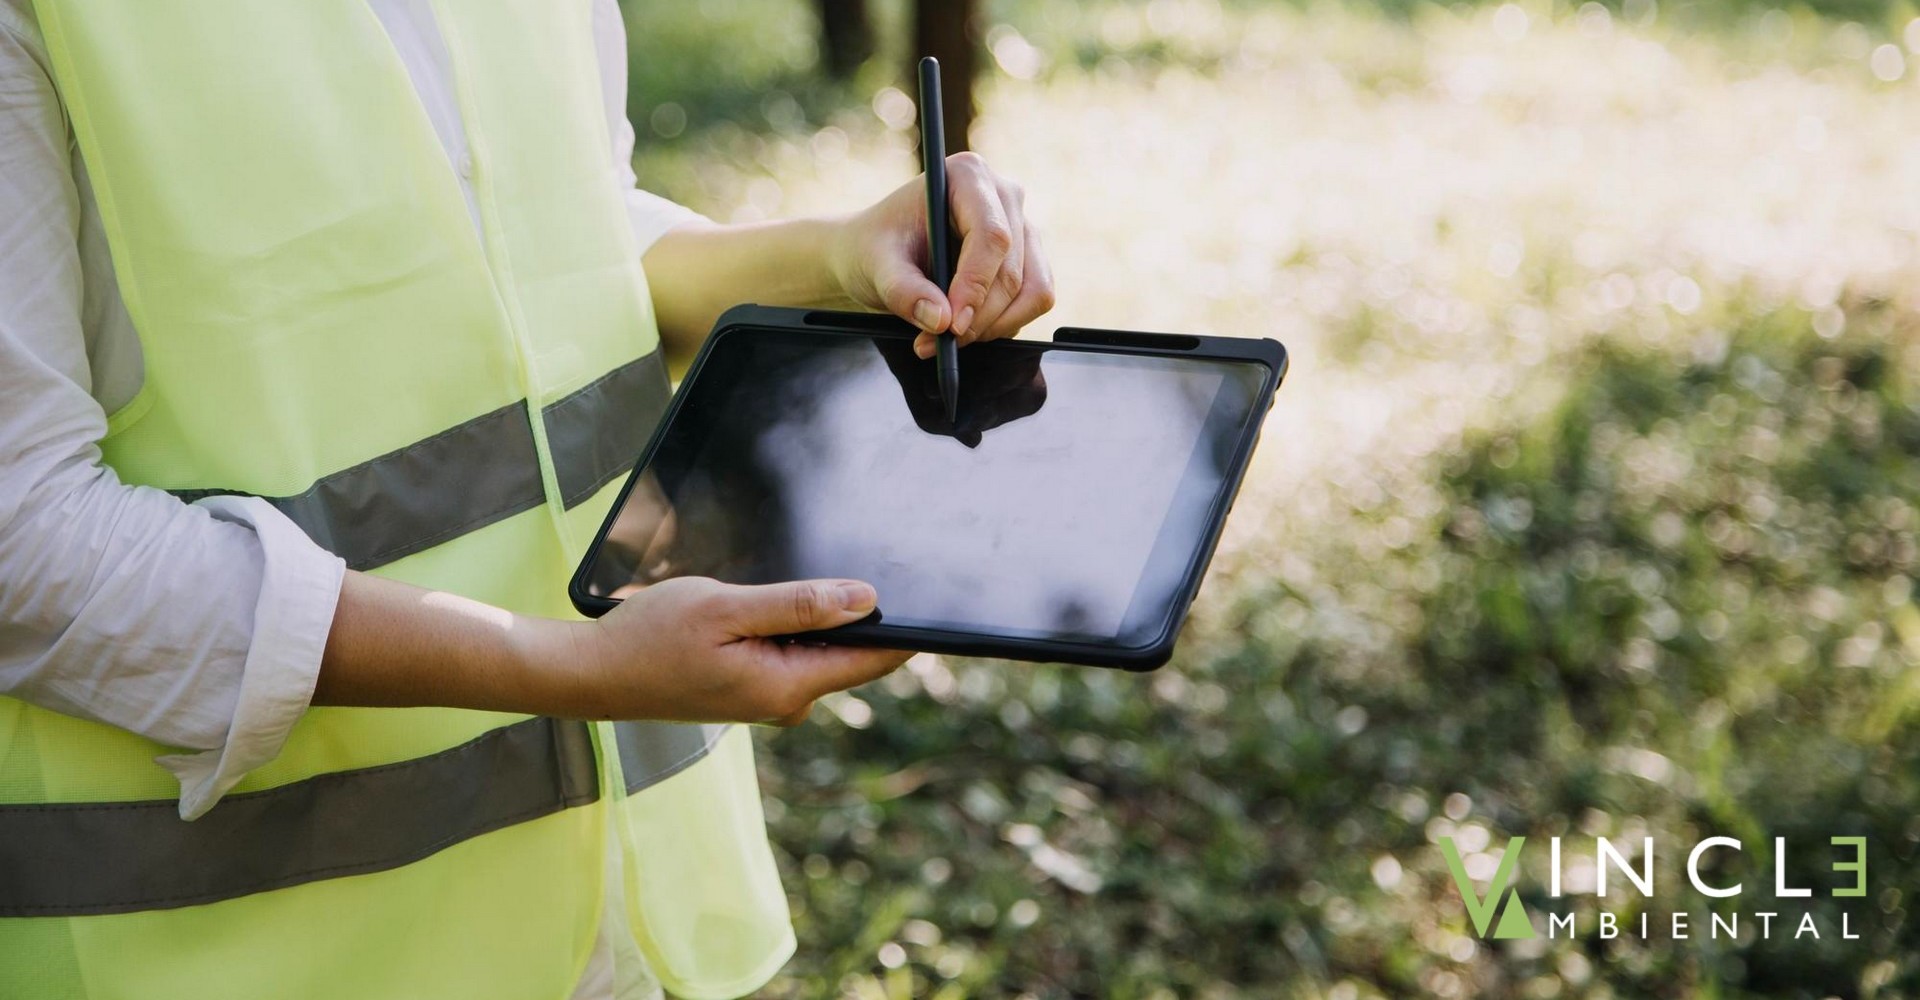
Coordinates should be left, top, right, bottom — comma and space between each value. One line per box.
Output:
580, 328, 1266, 647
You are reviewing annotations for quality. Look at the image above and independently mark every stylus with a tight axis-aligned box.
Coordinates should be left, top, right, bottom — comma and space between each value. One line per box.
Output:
917, 56, 960, 424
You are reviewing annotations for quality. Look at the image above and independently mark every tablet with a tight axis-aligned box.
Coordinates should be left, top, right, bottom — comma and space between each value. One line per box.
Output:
571, 306, 1286, 669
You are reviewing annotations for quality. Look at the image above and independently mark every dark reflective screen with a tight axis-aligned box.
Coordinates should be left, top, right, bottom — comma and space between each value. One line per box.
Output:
584, 330, 1264, 645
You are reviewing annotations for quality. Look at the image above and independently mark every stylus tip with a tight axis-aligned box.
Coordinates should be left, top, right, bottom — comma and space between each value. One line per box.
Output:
942, 386, 957, 423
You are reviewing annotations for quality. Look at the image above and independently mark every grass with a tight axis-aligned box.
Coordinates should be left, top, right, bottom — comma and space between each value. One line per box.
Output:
617, 0, 1920, 995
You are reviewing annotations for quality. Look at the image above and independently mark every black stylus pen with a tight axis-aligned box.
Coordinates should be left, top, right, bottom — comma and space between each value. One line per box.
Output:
917, 56, 960, 423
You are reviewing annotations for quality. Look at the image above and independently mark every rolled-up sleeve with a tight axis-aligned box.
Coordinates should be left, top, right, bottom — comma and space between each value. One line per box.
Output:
0, 12, 344, 820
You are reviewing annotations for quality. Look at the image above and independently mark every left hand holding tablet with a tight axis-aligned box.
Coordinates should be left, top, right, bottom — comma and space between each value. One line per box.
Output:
563, 577, 907, 727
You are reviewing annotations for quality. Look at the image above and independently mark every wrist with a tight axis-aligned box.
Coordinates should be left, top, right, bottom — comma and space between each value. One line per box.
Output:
502, 615, 601, 718
800, 213, 865, 310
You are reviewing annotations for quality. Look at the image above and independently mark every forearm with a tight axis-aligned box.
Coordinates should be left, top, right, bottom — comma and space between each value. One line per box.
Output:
643, 217, 853, 360
314, 571, 583, 716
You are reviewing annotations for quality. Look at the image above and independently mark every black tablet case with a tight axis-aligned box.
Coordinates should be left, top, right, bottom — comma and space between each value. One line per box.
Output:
570, 305, 1287, 670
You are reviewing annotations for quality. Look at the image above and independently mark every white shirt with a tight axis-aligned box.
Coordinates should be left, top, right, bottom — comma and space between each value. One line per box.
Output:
0, 2, 701, 996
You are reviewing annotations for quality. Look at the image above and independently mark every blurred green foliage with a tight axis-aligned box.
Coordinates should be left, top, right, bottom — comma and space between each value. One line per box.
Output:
1387, 307, 1920, 994
620, 0, 1920, 156
622, 0, 860, 144
755, 303, 1920, 999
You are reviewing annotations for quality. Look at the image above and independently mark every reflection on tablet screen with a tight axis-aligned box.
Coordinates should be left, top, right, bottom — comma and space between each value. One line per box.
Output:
584, 330, 1264, 647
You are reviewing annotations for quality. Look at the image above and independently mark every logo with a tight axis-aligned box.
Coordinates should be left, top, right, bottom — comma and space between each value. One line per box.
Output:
1437, 834, 1870, 941
1441, 835, 1534, 939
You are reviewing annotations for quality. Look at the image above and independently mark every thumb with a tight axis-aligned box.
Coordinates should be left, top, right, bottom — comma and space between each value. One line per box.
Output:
870, 254, 951, 337
720, 579, 879, 637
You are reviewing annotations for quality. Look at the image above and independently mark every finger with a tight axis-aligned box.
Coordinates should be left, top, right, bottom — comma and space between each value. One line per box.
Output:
961, 179, 1028, 344
767, 701, 815, 728
983, 221, 1056, 338
769, 644, 913, 706
943, 152, 1014, 341
717, 579, 879, 637
869, 249, 951, 340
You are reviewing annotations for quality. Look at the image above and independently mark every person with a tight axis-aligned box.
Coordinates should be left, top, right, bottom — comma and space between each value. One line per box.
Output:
0, 2, 1054, 998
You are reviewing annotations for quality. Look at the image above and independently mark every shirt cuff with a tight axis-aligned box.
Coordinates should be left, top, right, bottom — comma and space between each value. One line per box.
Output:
625, 188, 707, 256
156, 496, 345, 820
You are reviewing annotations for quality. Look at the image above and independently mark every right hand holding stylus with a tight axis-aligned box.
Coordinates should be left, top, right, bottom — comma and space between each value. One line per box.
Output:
827, 152, 1056, 357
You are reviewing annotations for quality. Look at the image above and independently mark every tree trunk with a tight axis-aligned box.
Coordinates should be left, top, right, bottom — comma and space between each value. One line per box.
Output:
911, 0, 978, 152
817, 0, 873, 79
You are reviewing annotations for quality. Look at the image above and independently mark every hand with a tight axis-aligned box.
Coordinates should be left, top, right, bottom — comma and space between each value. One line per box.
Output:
830, 151, 1057, 359
569, 576, 908, 727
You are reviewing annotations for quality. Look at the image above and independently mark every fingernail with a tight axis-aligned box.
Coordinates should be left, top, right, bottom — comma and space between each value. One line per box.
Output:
836, 582, 876, 613
914, 337, 935, 360
912, 299, 942, 332
953, 306, 975, 336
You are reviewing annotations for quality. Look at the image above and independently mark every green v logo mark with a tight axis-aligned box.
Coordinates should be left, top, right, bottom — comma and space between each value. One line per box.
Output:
1440, 835, 1535, 939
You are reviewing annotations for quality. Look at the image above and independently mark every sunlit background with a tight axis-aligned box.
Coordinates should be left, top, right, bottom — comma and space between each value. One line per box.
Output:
618, 1, 1920, 996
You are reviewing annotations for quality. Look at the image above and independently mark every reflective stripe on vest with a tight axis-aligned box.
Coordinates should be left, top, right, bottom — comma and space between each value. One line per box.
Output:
0, 720, 725, 917
170, 351, 669, 571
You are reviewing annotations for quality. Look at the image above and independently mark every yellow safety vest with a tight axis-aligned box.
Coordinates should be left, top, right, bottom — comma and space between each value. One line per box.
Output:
0, 2, 793, 997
